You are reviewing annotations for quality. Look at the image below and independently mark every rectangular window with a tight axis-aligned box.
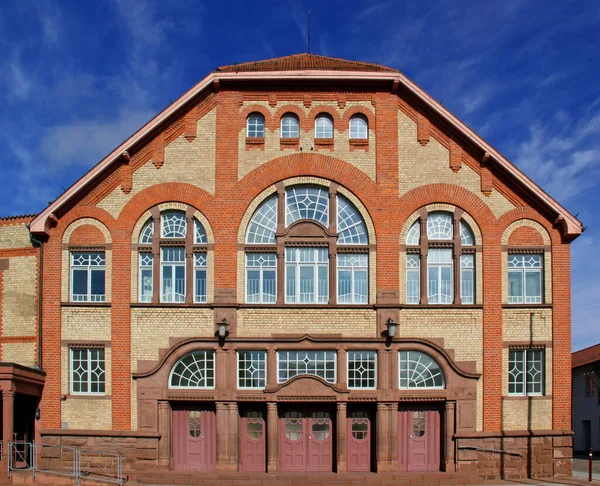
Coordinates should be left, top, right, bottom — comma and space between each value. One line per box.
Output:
586, 372, 595, 396
337, 253, 368, 304
139, 253, 153, 302
71, 252, 106, 302
70, 347, 105, 394
194, 252, 207, 303
406, 254, 420, 304
347, 351, 376, 389
427, 249, 452, 304
508, 254, 542, 304
238, 351, 266, 389
246, 254, 276, 303
277, 350, 336, 383
285, 248, 328, 304
460, 254, 475, 304
508, 348, 544, 396
161, 247, 185, 303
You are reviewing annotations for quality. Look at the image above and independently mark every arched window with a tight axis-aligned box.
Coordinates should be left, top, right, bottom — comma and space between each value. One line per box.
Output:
349, 115, 368, 139
244, 185, 370, 305
138, 208, 209, 304
399, 351, 445, 389
405, 210, 477, 305
247, 113, 265, 138
281, 114, 300, 139
315, 114, 333, 139
169, 350, 215, 389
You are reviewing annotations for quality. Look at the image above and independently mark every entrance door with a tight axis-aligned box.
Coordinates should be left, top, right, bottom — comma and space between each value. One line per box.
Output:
240, 410, 266, 472
347, 411, 371, 472
398, 407, 441, 472
172, 405, 216, 471
279, 410, 333, 472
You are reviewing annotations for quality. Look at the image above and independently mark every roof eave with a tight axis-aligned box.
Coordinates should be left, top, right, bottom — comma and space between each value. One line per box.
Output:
29, 70, 583, 239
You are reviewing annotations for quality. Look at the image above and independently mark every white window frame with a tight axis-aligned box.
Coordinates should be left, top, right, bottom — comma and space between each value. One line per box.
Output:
70, 347, 105, 395
237, 350, 267, 389
247, 113, 265, 138
398, 350, 445, 389
160, 211, 187, 239
336, 253, 368, 304
281, 114, 300, 138
193, 252, 207, 303
160, 247, 186, 303
508, 254, 543, 304
406, 254, 420, 304
347, 351, 377, 390
277, 350, 337, 383
245, 253, 277, 304
139, 252, 153, 302
508, 348, 544, 396
285, 248, 329, 304
427, 249, 453, 304
460, 254, 475, 304
315, 115, 333, 139
70, 252, 106, 302
349, 116, 368, 139
169, 350, 215, 389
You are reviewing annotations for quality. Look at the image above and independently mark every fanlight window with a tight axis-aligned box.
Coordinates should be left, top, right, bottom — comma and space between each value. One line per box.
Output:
349, 116, 368, 139
315, 115, 333, 138
286, 187, 329, 227
140, 220, 154, 244
195, 220, 207, 244
169, 350, 215, 389
337, 195, 368, 244
399, 351, 445, 389
161, 211, 187, 238
247, 113, 265, 138
460, 222, 474, 245
246, 196, 277, 244
406, 221, 420, 245
427, 212, 453, 240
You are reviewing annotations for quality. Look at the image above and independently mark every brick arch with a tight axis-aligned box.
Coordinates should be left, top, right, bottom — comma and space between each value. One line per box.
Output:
238, 104, 273, 132
56, 206, 116, 243
507, 226, 546, 246
498, 206, 559, 246
69, 225, 106, 246
116, 182, 215, 237
308, 105, 342, 132
341, 105, 375, 132
273, 105, 309, 132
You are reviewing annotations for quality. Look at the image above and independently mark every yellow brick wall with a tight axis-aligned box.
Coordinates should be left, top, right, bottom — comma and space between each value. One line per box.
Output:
62, 399, 112, 430
0, 223, 32, 249
502, 398, 552, 430
238, 101, 376, 181
61, 308, 111, 341
2, 342, 36, 367
98, 108, 217, 218
398, 110, 515, 218
2, 256, 37, 337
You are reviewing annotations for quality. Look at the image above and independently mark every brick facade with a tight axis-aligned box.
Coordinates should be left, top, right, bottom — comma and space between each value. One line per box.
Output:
0, 54, 582, 480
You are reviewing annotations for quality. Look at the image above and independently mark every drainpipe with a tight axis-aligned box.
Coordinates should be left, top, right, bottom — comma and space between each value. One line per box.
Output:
27, 225, 44, 370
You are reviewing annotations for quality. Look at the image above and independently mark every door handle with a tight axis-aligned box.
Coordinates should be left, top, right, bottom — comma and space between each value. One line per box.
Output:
409, 435, 412, 439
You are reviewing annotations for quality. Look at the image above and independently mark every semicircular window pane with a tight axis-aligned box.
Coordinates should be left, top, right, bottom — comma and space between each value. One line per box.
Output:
406, 221, 420, 245
140, 220, 154, 244
460, 221, 474, 246
246, 196, 277, 244
162, 211, 187, 238
399, 350, 445, 389
427, 212, 453, 240
286, 187, 329, 227
195, 220, 207, 244
337, 195, 368, 245
169, 350, 215, 388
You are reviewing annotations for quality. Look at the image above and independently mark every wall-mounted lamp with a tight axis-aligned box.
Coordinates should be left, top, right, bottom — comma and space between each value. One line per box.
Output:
35, 407, 41, 421
217, 318, 229, 339
386, 317, 397, 338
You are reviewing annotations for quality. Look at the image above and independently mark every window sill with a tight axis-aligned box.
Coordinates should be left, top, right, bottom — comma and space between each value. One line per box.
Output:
63, 394, 110, 400
62, 302, 111, 308
503, 304, 552, 309
280, 138, 300, 150
245, 137, 265, 150
503, 394, 550, 400
314, 138, 334, 151
349, 138, 369, 151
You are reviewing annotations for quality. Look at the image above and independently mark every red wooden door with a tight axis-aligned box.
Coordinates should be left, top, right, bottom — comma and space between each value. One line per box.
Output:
240, 411, 266, 472
280, 411, 307, 471
398, 408, 440, 472
346, 411, 371, 472
307, 412, 332, 472
172, 406, 216, 471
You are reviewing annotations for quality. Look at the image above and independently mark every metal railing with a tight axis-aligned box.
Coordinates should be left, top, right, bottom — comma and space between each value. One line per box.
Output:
6, 441, 125, 485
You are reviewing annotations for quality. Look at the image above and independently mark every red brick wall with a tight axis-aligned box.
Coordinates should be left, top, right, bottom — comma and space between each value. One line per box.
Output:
69, 225, 106, 245
507, 226, 545, 246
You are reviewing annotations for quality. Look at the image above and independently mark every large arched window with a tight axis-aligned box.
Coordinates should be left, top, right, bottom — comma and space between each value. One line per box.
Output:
247, 113, 265, 138
405, 210, 476, 305
138, 208, 209, 304
169, 350, 215, 389
245, 185, 370, 305
399, 351, 445, 389
315, 114, 333, 139
281, 114, 300, 139
349, 115, 368, 139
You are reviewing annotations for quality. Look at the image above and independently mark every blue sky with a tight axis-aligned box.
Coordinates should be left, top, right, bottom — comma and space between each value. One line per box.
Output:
0, 0, 598, 350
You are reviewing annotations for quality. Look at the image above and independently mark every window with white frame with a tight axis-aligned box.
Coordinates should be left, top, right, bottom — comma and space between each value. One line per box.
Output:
337, 254, 368, 304
285, 248, 329, 304
161, 211, 187, 238
139, 253, 153, 302
460, 254, 474, 304
349, 115, 368, 139
169, 350, 215, 388
70, 252, 106, 302
286, 186, 329, 226
508, 254, 543, 304
238, 351, 266, 389
406, 254, 420, 304
428, 249, 453, 304
246, 253, 276, 303
70, 347, 105, 394
194, 252, 207, 303
278, 350, 336, 383
161, 247, 185, 302
247, 113, 265, 138
315, 115, 333, 138
281, 114, 300, 138
347, 351, 376, 389
399, 351, 445, 389
508, 348, 544, 395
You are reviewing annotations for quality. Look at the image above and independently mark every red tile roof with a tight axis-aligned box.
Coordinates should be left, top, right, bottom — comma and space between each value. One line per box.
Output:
216, 53, 399, 73
572, 343, 600, 369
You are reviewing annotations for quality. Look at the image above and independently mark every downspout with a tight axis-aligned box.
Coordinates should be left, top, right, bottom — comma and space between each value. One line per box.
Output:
27, 225, 43, 370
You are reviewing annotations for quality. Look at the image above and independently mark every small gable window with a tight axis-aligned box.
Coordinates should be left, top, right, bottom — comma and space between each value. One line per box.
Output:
349, 116, 368, 139
247, 113, 265, 138
281, 114, 300, 139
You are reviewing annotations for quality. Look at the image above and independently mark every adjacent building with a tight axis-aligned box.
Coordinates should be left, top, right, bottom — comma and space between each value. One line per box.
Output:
572, 344, 600, 453
0, 54, 583, 480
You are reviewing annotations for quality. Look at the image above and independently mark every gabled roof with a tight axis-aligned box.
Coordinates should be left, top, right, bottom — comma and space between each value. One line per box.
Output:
216, 53, 399, 73
572, 343, 600, 369
28, 54, 584, 238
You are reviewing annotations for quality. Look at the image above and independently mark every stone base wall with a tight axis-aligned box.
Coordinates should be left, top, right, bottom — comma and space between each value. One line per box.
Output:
456, 434, 572, 480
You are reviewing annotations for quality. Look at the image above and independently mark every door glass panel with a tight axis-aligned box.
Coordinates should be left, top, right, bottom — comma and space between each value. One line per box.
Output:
246, 411, 264, 440
311, 412, 330, 440
413, 411, 425, 438
189, 411, 201, 438
351, 421, 368, 440
284, 411, 303, 440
